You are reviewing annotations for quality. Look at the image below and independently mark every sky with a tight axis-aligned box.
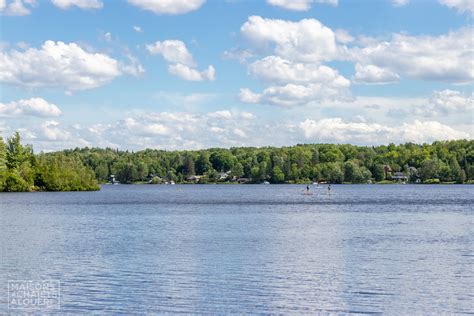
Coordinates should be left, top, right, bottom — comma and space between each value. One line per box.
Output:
0, 0, 473, 151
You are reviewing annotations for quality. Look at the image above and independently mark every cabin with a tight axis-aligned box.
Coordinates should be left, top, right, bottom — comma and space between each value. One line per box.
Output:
217, 171, 231, 180
187, 175, 202, 182
392, 172, 408, 182
237, 177, 250, 184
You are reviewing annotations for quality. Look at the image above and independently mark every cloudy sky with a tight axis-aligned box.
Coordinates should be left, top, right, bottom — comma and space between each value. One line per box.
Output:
0, 0, 473, 151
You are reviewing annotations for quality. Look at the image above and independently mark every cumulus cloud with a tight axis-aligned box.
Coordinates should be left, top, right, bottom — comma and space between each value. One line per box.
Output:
147, 39, 215, 81
87, 110, 256, 149
300, 118, 469, 144
349, 27, 473, 83
127, 0, 205, 15
168, 64, 215, 81
241, 16, 339, 63
353, 63, 400, 84
146, 40, 195, 66
222, 48, 254, 64
239, 88, 261, 104
38, 120, 71, 141
391, 89, 474, 118
10, 110, 471, 152
238, 15, 472, 102
0, 0, 36, 16
266, 0, 338, 11
334, 29, 354, 44
248, 56, 349, 84
239, 81, 351, 107
51, 0, 103, 10
428, 89, 473, 114
439, 0, 474, 14
0, 97, 61, 117
239, 16, 351, 106
0, 40, 141, 91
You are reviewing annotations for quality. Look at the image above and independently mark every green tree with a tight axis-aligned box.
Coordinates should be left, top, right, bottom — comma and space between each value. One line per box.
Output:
271, 166, 285, 183
195, 152, 212, 175
6, 132, 33, 170
449, 156, 462, 183
0, 137, 6, 171
183, 155, 195, 176
420, 159, 442, 181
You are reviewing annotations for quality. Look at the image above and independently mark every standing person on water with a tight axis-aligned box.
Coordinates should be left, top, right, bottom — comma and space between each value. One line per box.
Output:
327, 184, 331, 195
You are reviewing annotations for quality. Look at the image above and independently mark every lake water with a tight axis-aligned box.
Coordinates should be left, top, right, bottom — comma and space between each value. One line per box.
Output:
1, 184, 473, 314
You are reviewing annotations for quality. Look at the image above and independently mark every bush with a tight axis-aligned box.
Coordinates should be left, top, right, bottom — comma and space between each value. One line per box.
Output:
424, 178, 440, 184
3, 172, 30, 192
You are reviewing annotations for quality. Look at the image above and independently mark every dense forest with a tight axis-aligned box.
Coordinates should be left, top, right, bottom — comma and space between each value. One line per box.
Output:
69, 139, 473, 185
0, 133, 99, 192
1, 133, 473, 192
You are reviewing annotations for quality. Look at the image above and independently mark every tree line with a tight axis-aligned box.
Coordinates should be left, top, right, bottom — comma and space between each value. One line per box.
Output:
1, 133, 473, 192
0, 132, 99, 192
60, 138, 473, 185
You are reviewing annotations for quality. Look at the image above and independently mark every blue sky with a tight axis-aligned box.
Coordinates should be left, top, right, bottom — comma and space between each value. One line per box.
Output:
0, 0, 472, 151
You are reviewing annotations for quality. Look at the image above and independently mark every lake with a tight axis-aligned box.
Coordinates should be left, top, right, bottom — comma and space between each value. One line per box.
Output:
0, 184, 473, 314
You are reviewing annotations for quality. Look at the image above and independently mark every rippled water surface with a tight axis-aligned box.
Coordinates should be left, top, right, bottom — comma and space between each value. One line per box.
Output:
1, 184, 473, 314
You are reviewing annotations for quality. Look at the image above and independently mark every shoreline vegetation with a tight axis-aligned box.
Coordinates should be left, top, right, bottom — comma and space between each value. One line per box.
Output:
0, 133, 473, 192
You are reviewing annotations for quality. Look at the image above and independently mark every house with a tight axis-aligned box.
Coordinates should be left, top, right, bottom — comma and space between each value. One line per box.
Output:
392, 172, 408, 181
187, 175, 202, 182
237, 177, 250, 184
217, 171, 231, 180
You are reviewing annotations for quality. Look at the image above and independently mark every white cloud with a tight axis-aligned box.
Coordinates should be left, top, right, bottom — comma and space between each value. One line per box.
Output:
439, 0, 474, 14
133, 25, 142, 32
222, 48, 254, 64
349, 27, 473, 83
266, 0, 337, 11
239, 88, 261, 104
240, 81, 351, 107
147, 40, 215, 81
168, 63, 215, 81
334, 29, 354, 44
146, 40, 195, 66
0, 40, 139, 91
240, 16, 339, 63
12, 111, 470, 152
428, 89, 473, 114
51, 0, 103, 10
248, 55, 349, 84
239, 17, 351, 106
93, 110, 258, 149
391, 0, 409, 7
39, 120, 71, 141
300, 118, 469, 144
242, 56, 351, 106
127, 0, 205, 15
207, 110, 232, 119
120, 54, 145, 76
353, 63, 400, 84
0, 97, 61, 117
392, 89, 474, 118
0, 0, 36, 16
